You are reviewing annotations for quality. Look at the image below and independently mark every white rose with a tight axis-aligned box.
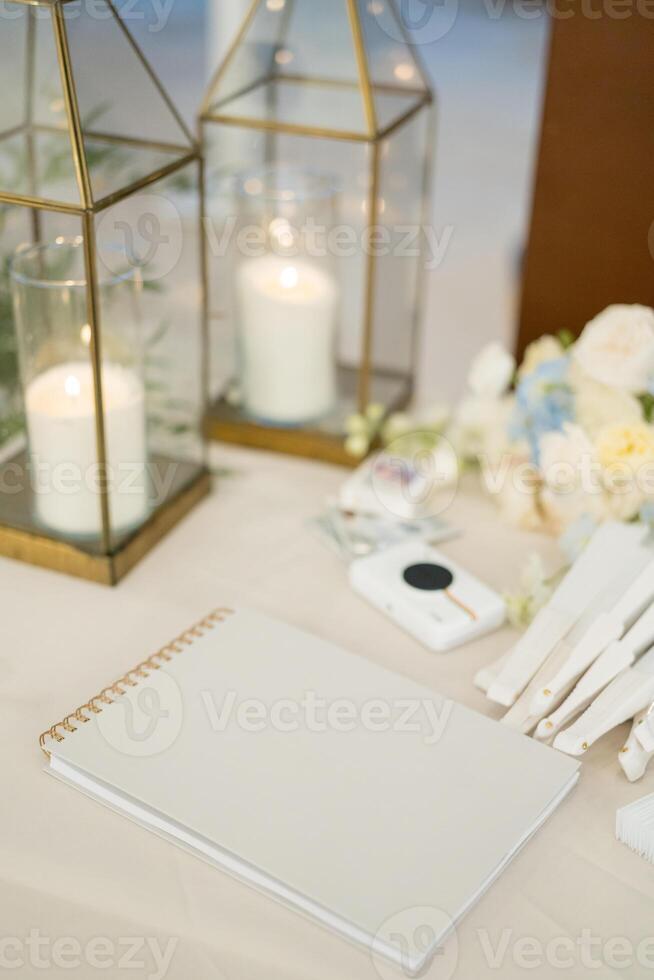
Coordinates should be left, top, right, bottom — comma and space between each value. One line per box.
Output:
537, 424, 596, 533
467, 342, 516, 397
573, 304, 654, 392
570, 362, 643, 437
539, 423, 594, 493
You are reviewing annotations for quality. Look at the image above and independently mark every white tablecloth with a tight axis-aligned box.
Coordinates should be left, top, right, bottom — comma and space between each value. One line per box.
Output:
2, 447, 653, 980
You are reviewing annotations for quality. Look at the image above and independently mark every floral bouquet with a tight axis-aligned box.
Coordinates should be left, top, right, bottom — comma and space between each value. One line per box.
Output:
451, 304, 654, 535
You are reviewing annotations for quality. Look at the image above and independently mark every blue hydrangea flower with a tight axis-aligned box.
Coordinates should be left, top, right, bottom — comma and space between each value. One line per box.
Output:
510, 357, 574, 465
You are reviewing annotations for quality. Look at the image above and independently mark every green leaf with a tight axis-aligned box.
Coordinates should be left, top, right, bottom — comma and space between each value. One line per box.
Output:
640, 393, 654, 424
557, 329, 576, 350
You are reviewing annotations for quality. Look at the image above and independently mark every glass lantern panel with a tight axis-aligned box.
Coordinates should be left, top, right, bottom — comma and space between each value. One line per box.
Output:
63, 0, 193, 206
274, 0, 363, 81
0, 208, 84, 455
93, 161, 204, 550
0, 4, 81, 206
356, 0, 429, 131
0, 3, 26, 137
3, 223, 109, 550
367, 106, 431, 396
0, 205, 32, 453
203, 123, 271, 401
207, 0, 369, 136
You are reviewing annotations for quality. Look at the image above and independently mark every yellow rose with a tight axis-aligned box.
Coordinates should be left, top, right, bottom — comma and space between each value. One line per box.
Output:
594, 422, 654, 521
595, 422, 654, 470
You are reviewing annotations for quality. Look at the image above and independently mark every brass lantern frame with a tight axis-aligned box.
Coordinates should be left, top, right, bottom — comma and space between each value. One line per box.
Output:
0, 0, 210, 584
200, 0, 435, 466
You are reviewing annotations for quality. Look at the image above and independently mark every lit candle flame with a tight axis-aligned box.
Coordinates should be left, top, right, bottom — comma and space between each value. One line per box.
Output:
64, 375, 81, 399
280, 266, 299, 290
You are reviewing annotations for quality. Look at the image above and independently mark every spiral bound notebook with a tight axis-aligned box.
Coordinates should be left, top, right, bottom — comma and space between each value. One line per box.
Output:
40, 607, 580, 975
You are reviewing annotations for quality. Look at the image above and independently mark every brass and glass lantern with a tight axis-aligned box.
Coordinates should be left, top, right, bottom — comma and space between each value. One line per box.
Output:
200, 0, 434, 465
0, 0, 209, 584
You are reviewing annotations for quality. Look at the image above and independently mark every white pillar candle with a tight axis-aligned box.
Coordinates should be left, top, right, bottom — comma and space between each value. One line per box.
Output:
25, 361, 147, 538
236, 255, 338, 424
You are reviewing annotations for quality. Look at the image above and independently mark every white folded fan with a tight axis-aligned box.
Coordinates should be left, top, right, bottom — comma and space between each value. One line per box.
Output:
487, 523, 650, 707
529, 554, 654, 719
502, 639, 583, 736
536, 601, 654, 741
635, 700, 654, 753
39, 607, 579, 976
554, 645, 654, 756
619, 711, 654, 783
474, 653, 510, 694
514, 572, 643, 736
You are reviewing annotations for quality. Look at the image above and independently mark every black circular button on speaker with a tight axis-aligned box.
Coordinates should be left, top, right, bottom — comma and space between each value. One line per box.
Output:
403, 563, 454, 592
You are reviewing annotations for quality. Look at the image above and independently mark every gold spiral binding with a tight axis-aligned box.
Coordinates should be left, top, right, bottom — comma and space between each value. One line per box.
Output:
38, 608, 234, 760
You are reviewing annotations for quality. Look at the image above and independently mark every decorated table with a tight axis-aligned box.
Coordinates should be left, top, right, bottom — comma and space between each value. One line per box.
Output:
2, 444, 653, 980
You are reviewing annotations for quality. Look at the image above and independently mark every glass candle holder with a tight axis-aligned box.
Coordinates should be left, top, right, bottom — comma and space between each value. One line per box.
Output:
10, 237, 147, 540
201, 0, 434, 465
0, 0, 208, 584
234, 165, 341, 426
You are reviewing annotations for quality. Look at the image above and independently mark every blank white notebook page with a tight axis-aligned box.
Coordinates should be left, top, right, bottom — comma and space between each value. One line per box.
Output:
46, 608, 579, 972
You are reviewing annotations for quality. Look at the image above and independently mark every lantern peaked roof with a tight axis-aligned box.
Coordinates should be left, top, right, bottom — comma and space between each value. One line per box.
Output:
200, 0, 433, 142
0, 0, 196, 214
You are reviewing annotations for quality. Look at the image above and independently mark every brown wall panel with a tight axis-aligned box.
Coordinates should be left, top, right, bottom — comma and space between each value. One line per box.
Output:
518, 8, 654, 356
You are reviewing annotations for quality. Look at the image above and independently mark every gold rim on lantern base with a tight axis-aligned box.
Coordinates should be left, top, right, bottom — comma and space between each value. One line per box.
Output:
206, 368, 413, 467
0, 465, 211, 586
